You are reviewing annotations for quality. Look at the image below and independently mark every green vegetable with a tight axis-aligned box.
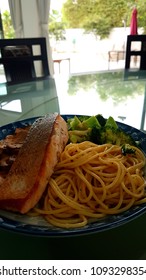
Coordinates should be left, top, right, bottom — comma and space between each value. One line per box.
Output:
67, 114, 137, 147
95, 114, 107, 126
97, 126, 136, 146
81, 116, 101, 129
121, 144, 136, 155
104, 116, 118, 129
67, 115, 101, 143
67, 116, 82, 130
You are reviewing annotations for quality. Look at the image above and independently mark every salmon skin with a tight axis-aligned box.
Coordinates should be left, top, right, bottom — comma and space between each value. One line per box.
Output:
0, 113, 68, 213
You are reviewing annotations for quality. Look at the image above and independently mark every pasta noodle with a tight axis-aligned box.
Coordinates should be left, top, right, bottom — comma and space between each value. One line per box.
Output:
33, 141, 146, 229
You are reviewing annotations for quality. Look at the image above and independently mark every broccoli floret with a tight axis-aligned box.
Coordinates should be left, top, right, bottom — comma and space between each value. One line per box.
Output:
97, 126, 137, 146
67, 116, 101, 143
82, 116, 101, 129
67, 116, 82, 130
121, 144, 136, 155
95, 115, 118, 128
67, 115, 101, 131
97, 126, 117, 144
105, 116, 118, 129
78, 115, 89, 122
116, 129, 136, 146
95, 114, 106, 126
67, 115, 137, 147
90, 127, 101, 144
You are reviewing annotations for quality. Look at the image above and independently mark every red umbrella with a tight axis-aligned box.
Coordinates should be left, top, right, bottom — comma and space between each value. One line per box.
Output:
130, 7, 138, 35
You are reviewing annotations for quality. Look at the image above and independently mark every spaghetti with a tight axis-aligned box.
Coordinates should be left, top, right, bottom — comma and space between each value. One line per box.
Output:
34, 141, 146, 228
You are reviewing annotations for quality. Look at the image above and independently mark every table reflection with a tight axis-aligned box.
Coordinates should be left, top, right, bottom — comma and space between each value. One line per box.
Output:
0, 77, 59, 126
55, 70, 146, 131
0, 70, 146, 131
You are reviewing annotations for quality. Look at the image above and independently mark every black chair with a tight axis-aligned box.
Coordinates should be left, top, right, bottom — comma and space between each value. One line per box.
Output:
0, 37, 50, 84
125, 35, 146, 70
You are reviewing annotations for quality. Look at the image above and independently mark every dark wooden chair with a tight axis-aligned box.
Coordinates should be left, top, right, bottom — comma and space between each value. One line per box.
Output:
125, 35, 146, 70
0, 37, 50, 84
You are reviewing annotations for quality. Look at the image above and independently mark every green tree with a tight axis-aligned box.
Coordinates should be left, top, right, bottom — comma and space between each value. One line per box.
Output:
137, 0, 146, 33
49, 10, 66, 41
62, 0, 146, 39
2, 10, 14, 38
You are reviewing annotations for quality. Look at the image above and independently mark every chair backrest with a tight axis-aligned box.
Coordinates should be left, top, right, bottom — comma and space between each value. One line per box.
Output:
0, 37, 50, 84
125, 35, 146, 70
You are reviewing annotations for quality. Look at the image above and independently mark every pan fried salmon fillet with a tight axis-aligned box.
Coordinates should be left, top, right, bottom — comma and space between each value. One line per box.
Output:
0, 113, 68, 213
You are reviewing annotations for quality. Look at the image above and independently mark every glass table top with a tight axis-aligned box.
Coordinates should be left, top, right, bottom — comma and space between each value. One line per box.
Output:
0, 77, 60, 126
56, 70, 146, 132
0, 69, 146, 131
